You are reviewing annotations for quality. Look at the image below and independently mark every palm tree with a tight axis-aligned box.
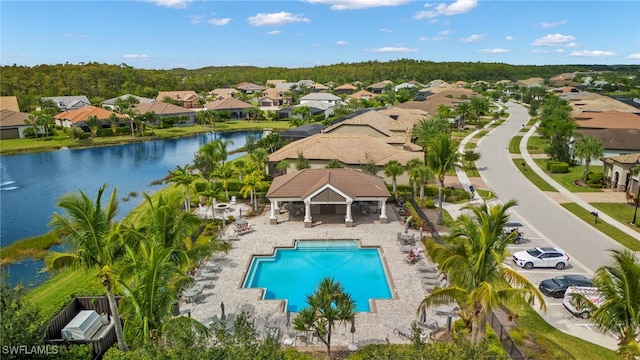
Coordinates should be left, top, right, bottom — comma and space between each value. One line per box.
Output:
276, 159, 290, 175
295, 151, 311, 170
85, 115, 101, 138
108, 113, 120, 136
241, 171, 268, 212
360, 153, 378, 176
421, 199, 545, 343
46, 185, 129, 351
631, 165, 640, 225
573, 135, 604, 182
383, 160, 404, 194
293, 277, 355, 359
425, 133, 460, 224
167, 165, 195, 211
469, 97, 490, 120
250, 148, 269, 174
233, 159, 247, 182
571, 249, 640, 358
405, 158, 424, 197
414, 165, 434, 202
213, 162, 235, 199
25, 114, 40, 139
325, 159, 344, 168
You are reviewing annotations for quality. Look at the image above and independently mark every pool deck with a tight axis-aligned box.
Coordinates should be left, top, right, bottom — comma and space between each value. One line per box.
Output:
184, 203, 455, 349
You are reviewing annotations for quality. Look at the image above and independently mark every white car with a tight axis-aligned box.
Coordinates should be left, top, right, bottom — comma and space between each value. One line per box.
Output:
512, 247, 569, 270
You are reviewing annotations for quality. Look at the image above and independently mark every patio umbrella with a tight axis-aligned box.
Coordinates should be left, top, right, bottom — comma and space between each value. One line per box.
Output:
221, 302, 226, 321
286, 310, 291, 329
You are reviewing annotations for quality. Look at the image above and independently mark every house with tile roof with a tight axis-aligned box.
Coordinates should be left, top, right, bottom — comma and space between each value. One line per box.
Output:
266, 80, 287, 87
0, 96, 20, 112
347, 90, 376, 102
207, 88, 238, 101
367, 80, 393, 94
54, 106, 128, 129
334, 83, 357, 95
236, 82, 266, 94
203, 98, 256, 119
564, 92, 640, 115
133, 102, 196, 125
42, 96, 91, 112
299, 93, 342, 106
101, 94, 155, 111
600, 153, 640, 192
0, 109, 30, 139
573, 110, 640, 163
266, 168, 391, 227
312, 83, 329, 93
260, 88, 292, 109
156, 91, 201, 109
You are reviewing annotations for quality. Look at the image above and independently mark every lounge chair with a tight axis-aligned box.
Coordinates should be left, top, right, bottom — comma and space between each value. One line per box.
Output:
422, 272, 445, 284
393, 326, 414, 340
417, 263, 438, 273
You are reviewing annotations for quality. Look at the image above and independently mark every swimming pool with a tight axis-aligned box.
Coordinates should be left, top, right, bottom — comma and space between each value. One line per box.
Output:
243, 240, 392, 312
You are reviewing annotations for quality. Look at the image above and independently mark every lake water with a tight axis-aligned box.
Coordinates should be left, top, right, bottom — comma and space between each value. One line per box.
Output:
0, 130, 264, 287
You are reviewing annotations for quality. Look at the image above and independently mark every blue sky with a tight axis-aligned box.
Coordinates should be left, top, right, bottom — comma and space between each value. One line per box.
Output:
2, 0, 639, 70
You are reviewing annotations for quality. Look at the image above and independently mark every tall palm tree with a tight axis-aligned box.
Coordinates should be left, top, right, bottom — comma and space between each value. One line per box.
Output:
276, 159, 290, 175
46, 185, 129, 351
572, 249, 640, 358
573, 135, 604, 182
293, 277, 355, 359
383, 160, 404, 195
414, 165, 434, 202
631, 165, 640, 225
108, 113, 120, 136
405, 158, 424, 197
421, 199, 545, 343
25, 114, 40, 140
85, 115, 101, 138
214, 162, 235, 199
250, 148, 269, 174
233, 159, 247, 182
167, 165, 195, 211
241, 171, 268, 212
425, 133, 460, 224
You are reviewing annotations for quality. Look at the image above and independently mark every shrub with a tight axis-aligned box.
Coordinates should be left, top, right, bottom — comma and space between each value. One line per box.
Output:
587, 172, 604, 185
424, 185, 439, 197
510, 327, 524, 345
549, 162, 569, 173
421, 198, 436, 209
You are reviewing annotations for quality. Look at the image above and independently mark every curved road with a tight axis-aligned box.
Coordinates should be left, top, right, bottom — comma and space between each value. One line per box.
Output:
475, 102, 624, 273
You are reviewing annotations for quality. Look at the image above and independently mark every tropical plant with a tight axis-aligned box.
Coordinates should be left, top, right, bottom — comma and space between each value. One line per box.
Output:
421, 199, 546, 344
250, 148, 269, 174
46, 185, 129, 351
414, 165, 434, 202
462, 150, 481, 170
573, 135, 604, 182
361, 153, 378, 176
384, 160, 404, 194
293, 277, 355, 359
167, 165, 196, 211
233, 159, 247, 182
214, 162, 235, 198
469, 97, 490, 120
570, 249, 640, 358
413, 116, 450, 148
241, 171, 268, 212
326, 159, 344, 169
295, 151, 311, 170
25, 113, 40, 139
631, 165, 640, 225
406, 158, 424, 197
108, 113, 120, 135
276, 159, 290, 175
85, 115, 101, 138
425, 133, 460, 224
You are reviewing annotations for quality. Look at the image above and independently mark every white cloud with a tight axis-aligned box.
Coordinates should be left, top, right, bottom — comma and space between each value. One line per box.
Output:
532, 48, 564, 54
506, 35, 514, 41
565, 42, 579, 48
569, 50, 617, 57
336, 40, 349, 46
209, 18, 231, 26
414, 0, 478, 19
419, 36, 447, 41
305, 0, 411, 10
459, 34, 485, 43
381, 28, 393, 33
539, 19, 567, 28
478, 48, 511, 54
627, 53, 640, 59
367, 46, 419, 53
123, 54, 150, 59
247, 12, 310, 26
532, 34, 575, 46
439, 30, 451, 35
142, 0, 191, 9
267, 30, 282, 35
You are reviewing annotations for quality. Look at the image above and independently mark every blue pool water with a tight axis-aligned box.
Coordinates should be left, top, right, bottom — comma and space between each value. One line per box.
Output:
243, 240, 392, 312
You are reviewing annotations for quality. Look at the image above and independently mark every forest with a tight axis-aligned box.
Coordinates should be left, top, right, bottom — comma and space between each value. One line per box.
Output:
1, 59, 637, 112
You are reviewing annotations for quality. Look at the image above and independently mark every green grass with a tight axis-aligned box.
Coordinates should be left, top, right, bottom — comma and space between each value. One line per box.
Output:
465, 165, 480, 178
561, 203, 640, 250
509, 136, 522, 154
505, 303, 618, 360
473, 130, 489, 138
464, 142, 476, 150
0, 233, 60, 265
590, 202, 640, 232
512, 159, 557, 192
24, 267, 104, 319
533, 159, 603, 193
526, 136, 548, 154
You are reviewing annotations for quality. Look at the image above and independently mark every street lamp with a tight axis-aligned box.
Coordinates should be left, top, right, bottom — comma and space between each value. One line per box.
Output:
348, 318, 357, 352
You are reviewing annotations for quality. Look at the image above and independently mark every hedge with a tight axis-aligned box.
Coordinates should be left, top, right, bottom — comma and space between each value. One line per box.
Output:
549, 162, 569, 173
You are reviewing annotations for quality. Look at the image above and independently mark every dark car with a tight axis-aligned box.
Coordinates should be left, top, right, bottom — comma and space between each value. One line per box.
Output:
539, 275, 593, 298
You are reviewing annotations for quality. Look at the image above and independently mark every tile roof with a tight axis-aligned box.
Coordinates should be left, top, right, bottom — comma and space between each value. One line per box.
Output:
204, 97, 255, 111
575, 128, 640, 151
0, 109, 28, 127
348, 90, 376, 100
566, 92, 640, 114
335, 83, 357, 90
0, 96, 20, 112
323, 110, 394, 136
208, 88, 238, 99
601, 153, 640, 165
102, 94, 155, 106
267, 168, 390, 199
294, 101, 333, 111
300, 93, 341, 101
53, 106, 126, 123
268, 133, 422, 166
133, 102, 194, 115
42, 96, 91, 111
156, 91, 199, 102
574, 110, 640, 130
368, 80, 393, 89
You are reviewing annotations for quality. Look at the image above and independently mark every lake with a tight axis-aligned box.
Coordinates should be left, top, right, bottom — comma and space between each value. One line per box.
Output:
0, 130, 264, 287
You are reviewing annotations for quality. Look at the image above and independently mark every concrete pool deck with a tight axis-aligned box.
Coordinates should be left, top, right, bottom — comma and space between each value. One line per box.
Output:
184, 203, 455, 349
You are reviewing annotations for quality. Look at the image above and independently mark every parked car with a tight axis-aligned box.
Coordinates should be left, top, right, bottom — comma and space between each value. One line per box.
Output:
563, 286, 603, 318
539, 275, 593, 298
512, 247, 569, 270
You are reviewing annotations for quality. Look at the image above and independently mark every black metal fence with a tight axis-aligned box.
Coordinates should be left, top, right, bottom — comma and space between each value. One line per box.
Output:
407, 197, 443, 243
487, 310, 526, 359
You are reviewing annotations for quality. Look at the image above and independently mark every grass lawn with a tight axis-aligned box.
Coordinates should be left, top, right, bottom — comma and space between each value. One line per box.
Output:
473, 130, 489, 138
509, 136, 522, 154
589, 202, 640, 233
465, 165, 480, 178
512, 159, 557, 192
0, 233, 60, 265
533, 159, 603, 193
561, 203, 640, 250
464, 142, 476, 150
506, 303, 618, 360
526, 135, 548, 154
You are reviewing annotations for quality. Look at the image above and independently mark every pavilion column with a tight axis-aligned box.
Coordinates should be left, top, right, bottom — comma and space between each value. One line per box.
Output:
304, 200, 312, 228
379, 199, 388, 224
269, 200, 277, 225
274, 200, 280, 211
345, 200, 353, 227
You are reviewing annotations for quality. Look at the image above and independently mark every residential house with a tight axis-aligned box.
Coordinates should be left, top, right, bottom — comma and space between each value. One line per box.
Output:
293, 101, 335, 118
236, 82, 266, 94
573, 110, 640, 164
515, 78, 544, 88
394, 82, 418, 92
0, 109, 30, 139
600, 153, 640, 193
564, 92, 640, 115
323, 109, 423, 145
280, 123, 326, 142
367, 80, 393, 94
260, 88, 292, 109
334, 83, 357, 95
42, 96, 90, 112
299, 93, 341, 106
347, 90, 376, 102
207, 88, 238, 101
396, 88, 477, 117
266, 80, 287, 87
0, 96, 20, 112
156, 91, 201, 109
54, 106, 127, 129
312, 83, 329, 93
133, 102, 196, 125
203, 97, 256, 119
101, 94, 155, 111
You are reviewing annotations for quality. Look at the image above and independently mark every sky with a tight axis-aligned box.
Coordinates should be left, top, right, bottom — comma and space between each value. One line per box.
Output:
1, 0, 639, 70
